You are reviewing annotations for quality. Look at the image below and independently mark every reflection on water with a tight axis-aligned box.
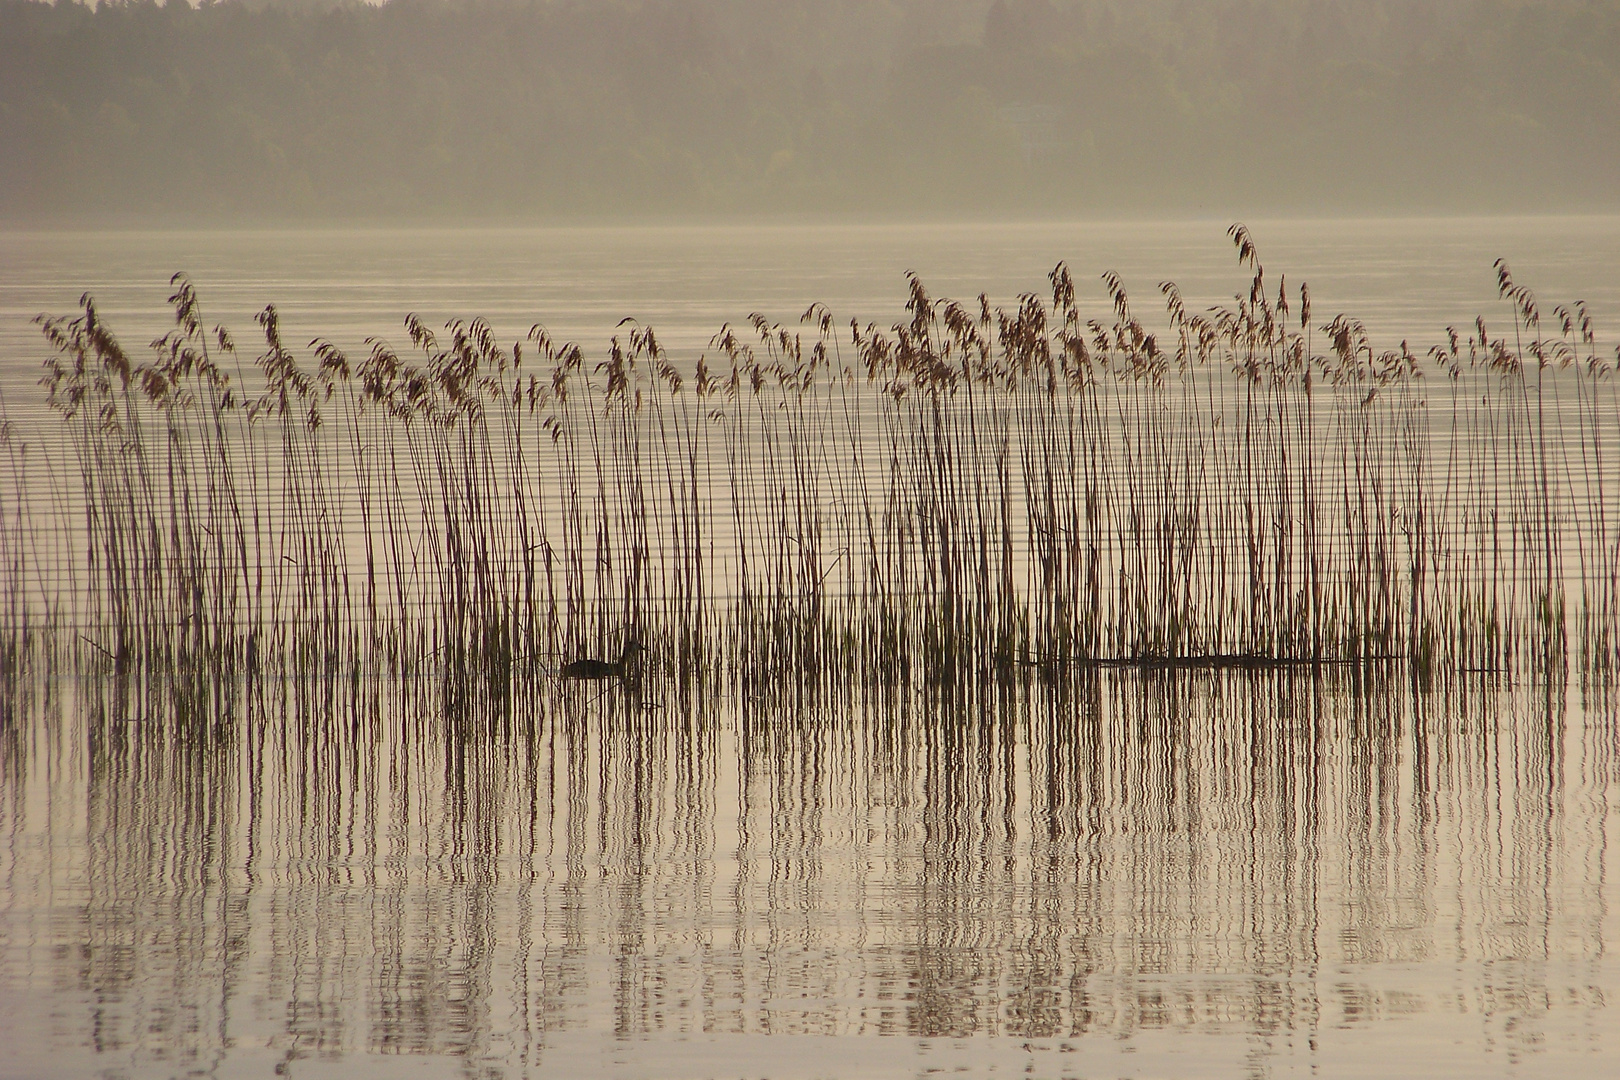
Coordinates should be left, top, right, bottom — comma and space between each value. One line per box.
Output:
1, 672, 1614, 1077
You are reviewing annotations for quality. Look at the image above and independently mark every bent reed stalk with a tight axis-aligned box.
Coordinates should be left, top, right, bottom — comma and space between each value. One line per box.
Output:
4, 228, 1619, 700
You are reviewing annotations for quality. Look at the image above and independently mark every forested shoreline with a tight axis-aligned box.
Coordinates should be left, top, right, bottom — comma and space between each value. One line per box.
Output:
3, 0, 1618, 220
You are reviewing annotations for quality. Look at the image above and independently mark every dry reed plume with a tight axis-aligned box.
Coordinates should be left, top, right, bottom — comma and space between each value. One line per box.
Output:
3, 228, 1617, 703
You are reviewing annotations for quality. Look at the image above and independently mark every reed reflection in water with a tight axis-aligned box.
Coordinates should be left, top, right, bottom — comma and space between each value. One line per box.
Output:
0, 672, 1615, 1078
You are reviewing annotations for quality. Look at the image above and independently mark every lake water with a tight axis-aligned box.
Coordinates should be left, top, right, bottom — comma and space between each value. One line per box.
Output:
5, 217, 1620, 393
2, 218, 1619, 1079
2, 672, 1615, 1079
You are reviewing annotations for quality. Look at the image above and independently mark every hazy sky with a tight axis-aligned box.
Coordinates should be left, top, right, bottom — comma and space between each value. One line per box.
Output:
3, 0, 1617, 222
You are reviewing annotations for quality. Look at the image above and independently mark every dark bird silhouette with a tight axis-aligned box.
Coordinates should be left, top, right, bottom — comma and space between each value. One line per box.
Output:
559, 639, 641, 680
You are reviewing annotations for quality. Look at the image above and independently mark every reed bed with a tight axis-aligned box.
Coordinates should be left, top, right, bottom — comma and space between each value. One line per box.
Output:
3, 227, 1617, 699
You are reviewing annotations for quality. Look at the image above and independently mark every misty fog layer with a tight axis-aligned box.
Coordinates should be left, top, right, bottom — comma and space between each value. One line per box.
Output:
3, 0, 1618, 221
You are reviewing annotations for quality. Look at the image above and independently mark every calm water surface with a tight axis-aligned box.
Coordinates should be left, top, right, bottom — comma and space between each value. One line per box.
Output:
2, 220, 1619, 1079
4, 217, 1620, 393
1, 674, 1615, 1079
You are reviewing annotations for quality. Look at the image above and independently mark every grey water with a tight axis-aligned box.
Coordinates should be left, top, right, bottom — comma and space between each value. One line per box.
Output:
5, 217, 1620, 393
2, 218, 1619, 1079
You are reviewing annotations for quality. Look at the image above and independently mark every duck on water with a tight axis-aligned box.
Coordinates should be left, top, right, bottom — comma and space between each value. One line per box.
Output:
559, 639, 641, 681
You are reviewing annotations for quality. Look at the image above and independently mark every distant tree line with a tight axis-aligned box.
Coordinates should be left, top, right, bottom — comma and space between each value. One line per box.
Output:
2, 0, 1616, 221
